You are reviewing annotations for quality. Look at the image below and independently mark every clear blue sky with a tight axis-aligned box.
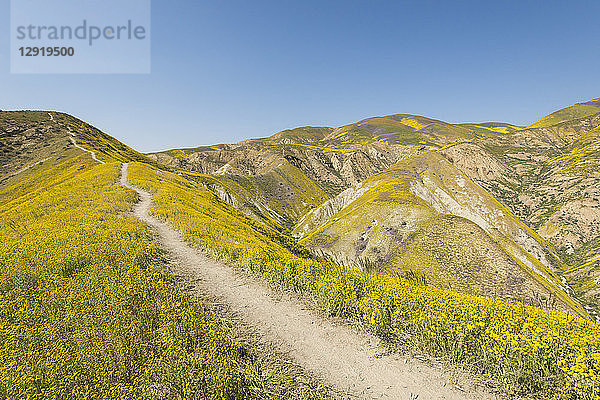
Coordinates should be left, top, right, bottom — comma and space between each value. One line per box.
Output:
2, 0, 599, 152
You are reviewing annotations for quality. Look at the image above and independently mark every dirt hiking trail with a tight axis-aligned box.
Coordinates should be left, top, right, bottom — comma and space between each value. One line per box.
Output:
69, 135, 105, 164
120, 163, 497, 400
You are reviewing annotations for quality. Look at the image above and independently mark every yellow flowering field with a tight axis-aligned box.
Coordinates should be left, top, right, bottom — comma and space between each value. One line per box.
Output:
0, 153, 323, 399
129, 162, 600, 399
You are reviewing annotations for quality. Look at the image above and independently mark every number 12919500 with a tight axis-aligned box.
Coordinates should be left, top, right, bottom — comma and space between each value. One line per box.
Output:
19, 47, 75, 56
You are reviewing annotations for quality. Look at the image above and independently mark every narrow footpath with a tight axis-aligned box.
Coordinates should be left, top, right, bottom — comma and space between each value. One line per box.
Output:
120, 162, 496, 400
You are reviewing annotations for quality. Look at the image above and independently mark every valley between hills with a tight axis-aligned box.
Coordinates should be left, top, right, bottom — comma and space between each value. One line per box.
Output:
1, 100, 599, 399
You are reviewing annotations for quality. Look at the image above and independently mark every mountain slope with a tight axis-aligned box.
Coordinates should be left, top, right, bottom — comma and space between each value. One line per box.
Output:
450, 110, 600, 316
527, 99, 600, 129
295, 150, 581, 313
3, 108, 600, 398
0, 111, 162, 178
149, 100, 600, 318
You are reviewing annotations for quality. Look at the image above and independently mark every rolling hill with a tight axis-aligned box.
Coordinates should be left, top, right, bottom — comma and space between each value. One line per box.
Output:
2, 101, 600, 398
148, 99, 600, 318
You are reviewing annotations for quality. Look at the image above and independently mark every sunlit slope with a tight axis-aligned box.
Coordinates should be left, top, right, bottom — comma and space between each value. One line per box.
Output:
0, 115, 333, 399
1, 110, 318, 235
2, 109, 600, 397
0, 111, 104, 204
147, 116, 483, 230
450, 108, 600, 316
60, 113, 164, 165
522, 124, 600, 314
268, 126, 334, 144
321, 115, 474, 147
534, 127, 600, 260
457, 122, 522, 136
128, 161, 600, 398
151, 126, 335, 170
147, 102, 599, 316
0, 154, 263, 398
149, 126, 398, 231
0, 110, 171, 215
0, 111, 69, 181
159, 150, 334, 232
296, 150, 585, 315
0, 111, 162, 177
451, 112, 600, 257
527, 99, 600, 129
185, 161, 330, 231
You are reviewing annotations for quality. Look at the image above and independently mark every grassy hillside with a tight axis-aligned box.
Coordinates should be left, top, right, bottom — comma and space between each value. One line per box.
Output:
189, 158, 331, 231
268, 126, 334, 143
1, 111, 68, 180
321, 114, 475, 147
148, 100, 600, 319
3, 104, 600, 398
128, 161, 600, 398
457, 122, 522, 136
0, 111, 164, 178
0, 113, 337, 399
527, 101, 600, 129
453, 110, 600, 316
0, 156, 257, 398
296, 150, 584, 315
